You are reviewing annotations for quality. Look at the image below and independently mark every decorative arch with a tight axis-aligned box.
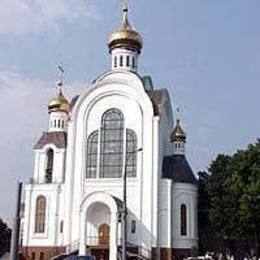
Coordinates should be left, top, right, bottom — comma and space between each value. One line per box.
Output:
35, 196, 46, 233
86, 130, 99, 178
79, 192, 119, 259
100, 108, 124, 178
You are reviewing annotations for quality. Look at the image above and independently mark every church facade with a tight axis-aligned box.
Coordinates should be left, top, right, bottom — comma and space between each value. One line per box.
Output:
21, 4, 198, 260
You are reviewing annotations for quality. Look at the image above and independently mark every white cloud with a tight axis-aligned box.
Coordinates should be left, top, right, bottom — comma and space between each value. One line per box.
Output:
0, 70, 82, 223
0, 0, 100, 35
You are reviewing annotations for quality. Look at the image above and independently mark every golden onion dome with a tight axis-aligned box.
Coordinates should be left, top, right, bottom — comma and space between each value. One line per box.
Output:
48, 90, 70, 114
170, 119, 187, 143
107, 7, 143, 54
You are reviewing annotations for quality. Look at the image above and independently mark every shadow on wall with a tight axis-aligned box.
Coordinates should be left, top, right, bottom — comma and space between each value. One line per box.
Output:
126, 209, 156, 258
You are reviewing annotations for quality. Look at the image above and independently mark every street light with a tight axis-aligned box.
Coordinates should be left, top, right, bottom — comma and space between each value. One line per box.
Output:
122, 147, 142, 260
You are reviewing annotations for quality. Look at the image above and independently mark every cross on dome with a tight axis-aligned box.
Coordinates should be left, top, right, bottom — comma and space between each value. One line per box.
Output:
48, 64, 70, 114
57, 63, 65, 92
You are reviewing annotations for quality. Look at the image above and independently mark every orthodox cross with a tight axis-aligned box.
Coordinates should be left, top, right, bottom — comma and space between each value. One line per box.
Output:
176, 107, 181, 120
57, 64, 64, 92
123, 0, 129, 13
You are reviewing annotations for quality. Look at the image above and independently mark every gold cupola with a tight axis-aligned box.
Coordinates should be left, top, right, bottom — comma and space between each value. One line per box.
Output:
170, 119, 187, 143
107, 3, 143, 54
48, 81, 70, 114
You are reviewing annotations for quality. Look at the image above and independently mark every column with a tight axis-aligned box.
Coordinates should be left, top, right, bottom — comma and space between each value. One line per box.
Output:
110, 211, 118, 260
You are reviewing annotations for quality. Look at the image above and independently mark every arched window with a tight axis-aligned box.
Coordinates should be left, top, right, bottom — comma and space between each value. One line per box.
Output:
58, 120, 60, 127
45, 149, 53, 183
120, 56, 123, 67
86, 131, 99, 178
100, 109, 124, 178
35, 196, 46, 233
126, 129, 137, 177
180, 204, 187, 236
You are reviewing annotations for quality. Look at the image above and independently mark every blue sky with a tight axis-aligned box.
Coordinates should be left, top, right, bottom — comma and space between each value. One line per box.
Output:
0, 0, 260, 224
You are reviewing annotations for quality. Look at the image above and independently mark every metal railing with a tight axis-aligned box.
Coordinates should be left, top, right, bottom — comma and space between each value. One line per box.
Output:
66, 239, 80, 254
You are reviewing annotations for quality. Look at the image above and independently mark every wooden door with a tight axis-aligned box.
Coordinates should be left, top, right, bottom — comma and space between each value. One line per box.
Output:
98, 223, 110, 246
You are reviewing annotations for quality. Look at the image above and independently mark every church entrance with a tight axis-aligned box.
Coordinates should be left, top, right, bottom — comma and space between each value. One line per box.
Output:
99, 223, 110, 246
79, 193, 119, 260
89, 223, 110, 260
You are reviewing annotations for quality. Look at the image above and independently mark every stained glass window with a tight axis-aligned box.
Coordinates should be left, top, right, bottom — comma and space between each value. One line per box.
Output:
126, 129, 137, 177
100, 109, 124, 178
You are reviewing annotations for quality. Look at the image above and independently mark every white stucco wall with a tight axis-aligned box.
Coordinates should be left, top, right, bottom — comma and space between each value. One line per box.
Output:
172, 183, 198, 249
22, 69, 198, 256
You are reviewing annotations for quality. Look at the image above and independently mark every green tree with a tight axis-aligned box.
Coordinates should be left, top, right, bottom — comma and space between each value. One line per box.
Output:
205, 140, 260, 257
0, 218, 11, 257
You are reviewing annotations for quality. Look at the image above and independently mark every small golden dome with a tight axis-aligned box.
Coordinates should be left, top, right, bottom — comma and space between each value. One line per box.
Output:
170, 119, 187, 143
107, 7, 143, 54
48, 90, 70, 114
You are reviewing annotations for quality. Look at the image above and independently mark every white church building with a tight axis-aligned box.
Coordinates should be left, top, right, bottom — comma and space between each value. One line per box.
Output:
21, 3, 198, 260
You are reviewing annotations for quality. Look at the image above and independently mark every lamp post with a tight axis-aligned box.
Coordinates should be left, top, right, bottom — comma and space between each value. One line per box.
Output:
10, 182, 22, 260
122, 147, 142, 260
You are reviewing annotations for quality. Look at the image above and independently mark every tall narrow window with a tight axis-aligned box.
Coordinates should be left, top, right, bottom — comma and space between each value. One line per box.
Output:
100, 109, 124, 178
120, 56, 123, 67
86, 131, 99, 178
58, 120, 61, 127
180, 204, 187, 236
126, 129, 137, 177
126, 56, 130, 67
132, 57, 135, 68
114, 56, 117, 68
60, 220, 64, 233
45, 149, 53, 183
35, 196, 46, 233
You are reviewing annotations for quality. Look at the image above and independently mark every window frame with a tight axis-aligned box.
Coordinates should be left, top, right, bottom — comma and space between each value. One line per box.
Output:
100, 108, 124, 178
86, 130, 99, 179
85, 108, 138, 180
35, 196, 46, 234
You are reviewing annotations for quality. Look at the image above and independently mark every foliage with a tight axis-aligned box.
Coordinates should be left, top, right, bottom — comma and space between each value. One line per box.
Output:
198, 140, 260, 256
0, 218, 11, 257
